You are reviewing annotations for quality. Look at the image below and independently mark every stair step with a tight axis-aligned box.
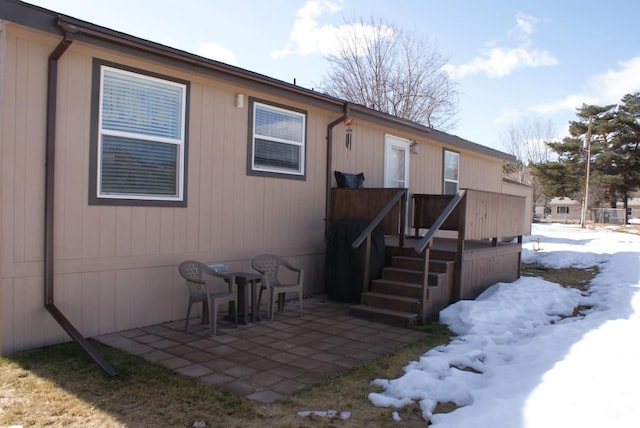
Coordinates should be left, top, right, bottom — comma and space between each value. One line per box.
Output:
361, 292, 421, 313
371, 279, 422, 298
429, 249, 457, 261
382, 267, 446, 286
349, 304, 419, 327
429, 259, 455, 274
392, 256, 455, 273
391, 256, 424, 270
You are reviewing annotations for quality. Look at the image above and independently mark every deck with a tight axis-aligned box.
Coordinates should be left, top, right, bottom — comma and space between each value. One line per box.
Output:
330, 188, 527, 324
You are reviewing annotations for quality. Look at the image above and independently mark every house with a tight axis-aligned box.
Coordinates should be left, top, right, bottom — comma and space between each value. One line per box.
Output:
591, 197, 640, 224
0, 0, 529, 358
548, 197, 582, 222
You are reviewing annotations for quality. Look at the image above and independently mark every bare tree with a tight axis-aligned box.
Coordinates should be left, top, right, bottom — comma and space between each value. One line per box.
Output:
320, 17, 459, 131
501, 116, 556, 215
502, 116, 554, 166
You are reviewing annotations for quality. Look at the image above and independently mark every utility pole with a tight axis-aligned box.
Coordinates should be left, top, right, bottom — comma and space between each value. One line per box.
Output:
580, 116, 593, 228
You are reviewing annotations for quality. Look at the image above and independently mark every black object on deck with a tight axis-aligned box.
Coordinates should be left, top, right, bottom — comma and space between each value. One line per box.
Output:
325, 218, 385, 302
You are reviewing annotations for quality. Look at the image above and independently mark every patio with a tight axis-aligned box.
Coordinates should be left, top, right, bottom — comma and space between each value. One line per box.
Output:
94, 296, 429, 404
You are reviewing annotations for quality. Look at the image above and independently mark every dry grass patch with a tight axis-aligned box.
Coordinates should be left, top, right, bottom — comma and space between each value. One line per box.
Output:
521, 263, 598, 291
0, 323, 451, 427
2, 266, 600, 427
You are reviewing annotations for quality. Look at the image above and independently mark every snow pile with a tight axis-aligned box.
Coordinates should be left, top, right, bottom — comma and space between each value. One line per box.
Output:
369, 223, 640, 427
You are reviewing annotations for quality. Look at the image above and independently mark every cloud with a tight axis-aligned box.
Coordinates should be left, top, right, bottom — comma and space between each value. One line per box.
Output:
445, 12, 557, 79
494, 107, 524, 125
195, 41, 237, 65
445, 47, 557, 79
271, 0, 347, 58
511, 11, 537, 43
533, 57, 640, 114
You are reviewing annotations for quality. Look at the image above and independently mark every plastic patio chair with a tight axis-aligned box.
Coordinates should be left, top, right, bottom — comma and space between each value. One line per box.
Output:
178, 260, 237, 336
251, 254, 303, 321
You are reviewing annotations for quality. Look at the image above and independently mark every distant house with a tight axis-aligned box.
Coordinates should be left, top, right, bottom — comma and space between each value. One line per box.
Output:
549, 197, 582, 222
0, 0, 528, 356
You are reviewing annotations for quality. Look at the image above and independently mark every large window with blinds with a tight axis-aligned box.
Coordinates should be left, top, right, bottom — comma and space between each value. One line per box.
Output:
90, 62, 188, 206
248, 99, 306, 179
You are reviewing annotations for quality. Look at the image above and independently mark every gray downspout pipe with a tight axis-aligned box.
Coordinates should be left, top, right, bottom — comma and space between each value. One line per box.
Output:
45, 22, 117, 377
325, 104, 350, 239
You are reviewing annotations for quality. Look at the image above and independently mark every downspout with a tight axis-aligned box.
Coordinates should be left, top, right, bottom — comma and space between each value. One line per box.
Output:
45, 22, 117, 376
325, 103, 350, 239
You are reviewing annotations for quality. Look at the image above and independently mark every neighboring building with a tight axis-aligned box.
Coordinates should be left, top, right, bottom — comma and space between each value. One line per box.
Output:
548, 197, 582, 222
1, 1, 523, 355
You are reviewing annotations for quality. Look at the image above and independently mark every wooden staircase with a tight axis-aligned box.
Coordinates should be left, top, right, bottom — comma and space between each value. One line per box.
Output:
349, 245, 457, 326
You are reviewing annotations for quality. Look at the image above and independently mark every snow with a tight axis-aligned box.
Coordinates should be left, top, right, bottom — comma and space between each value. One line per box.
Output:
368, 223, 640, 427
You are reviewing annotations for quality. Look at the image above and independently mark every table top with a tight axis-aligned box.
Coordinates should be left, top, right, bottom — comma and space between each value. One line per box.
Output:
227, 271, 262, 280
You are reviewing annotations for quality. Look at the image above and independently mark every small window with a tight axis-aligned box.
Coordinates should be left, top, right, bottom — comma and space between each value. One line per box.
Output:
557, 206, 570, 214
90, 62, 188, 206
248, 99, 306, 179
443, 150, 459, 195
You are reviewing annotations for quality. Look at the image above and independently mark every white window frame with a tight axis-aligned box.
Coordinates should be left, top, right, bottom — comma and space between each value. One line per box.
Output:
384, 134, 410, 189
96, 65, 187, 202
443, 149, 460, 195
250, 101, 306, 177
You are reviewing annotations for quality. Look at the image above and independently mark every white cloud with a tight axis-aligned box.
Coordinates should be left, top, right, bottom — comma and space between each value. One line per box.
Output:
533, 57, 640, 114
445, 12, 557, 79
512, 11, 537, 42
445, 47, 557, 79
195, 41, 237, 65
494, 107, 524, 125
271, 0, 347, 58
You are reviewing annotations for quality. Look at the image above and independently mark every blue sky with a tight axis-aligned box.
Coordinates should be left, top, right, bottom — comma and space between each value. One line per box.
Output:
24, 0, 640, 151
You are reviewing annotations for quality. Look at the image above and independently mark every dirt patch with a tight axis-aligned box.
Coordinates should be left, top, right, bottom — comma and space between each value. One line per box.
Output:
521, 263, 598, 291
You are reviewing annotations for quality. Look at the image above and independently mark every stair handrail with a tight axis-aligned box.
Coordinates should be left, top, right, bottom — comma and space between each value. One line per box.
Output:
350, 188, 407, 294
351, 188, 407, 250
414, 190, 466, 322
414, 189, 466, 254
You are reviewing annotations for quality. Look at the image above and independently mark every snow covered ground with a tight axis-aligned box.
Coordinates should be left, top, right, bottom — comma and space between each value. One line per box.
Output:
369, 223, 640, 427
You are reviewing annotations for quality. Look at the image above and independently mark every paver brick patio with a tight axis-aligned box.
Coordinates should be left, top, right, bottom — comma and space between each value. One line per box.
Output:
94, 296, 429, 404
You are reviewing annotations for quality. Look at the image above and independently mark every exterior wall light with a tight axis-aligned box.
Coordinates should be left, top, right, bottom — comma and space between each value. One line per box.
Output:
410, 141, 420, 154
235, 93, 244, 108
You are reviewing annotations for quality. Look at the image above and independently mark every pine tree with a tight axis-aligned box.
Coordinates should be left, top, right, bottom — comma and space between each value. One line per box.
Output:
532, 94, 640, 213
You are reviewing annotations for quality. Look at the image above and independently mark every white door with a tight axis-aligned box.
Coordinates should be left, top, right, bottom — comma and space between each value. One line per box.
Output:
384, 135, 410, 189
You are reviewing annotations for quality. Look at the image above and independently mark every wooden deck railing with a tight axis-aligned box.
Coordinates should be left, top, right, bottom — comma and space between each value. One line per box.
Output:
330, 188, 527, 321
330, 187, 407, 293
411, 191, 466, 321
412, 189, 528, 241
411, 189, 527, 308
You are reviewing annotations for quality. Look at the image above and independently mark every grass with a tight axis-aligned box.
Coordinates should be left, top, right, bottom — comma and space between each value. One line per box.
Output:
0, 323, 452, 427
1, 264, 601, 427
521, 263, 598, 291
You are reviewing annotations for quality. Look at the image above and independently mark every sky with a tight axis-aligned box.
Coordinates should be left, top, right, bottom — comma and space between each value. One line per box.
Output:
369, 222, 640, 426
22, 0, 640, 152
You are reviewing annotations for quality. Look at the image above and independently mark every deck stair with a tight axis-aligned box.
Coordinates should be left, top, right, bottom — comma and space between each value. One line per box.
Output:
350, 246, 456, 326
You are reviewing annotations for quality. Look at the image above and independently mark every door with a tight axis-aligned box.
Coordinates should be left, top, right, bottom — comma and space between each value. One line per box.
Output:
384, 135, 411, 232
384, 135, 410, 189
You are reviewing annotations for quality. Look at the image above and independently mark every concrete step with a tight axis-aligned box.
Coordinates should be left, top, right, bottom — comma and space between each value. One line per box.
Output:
349, 304, 419, 327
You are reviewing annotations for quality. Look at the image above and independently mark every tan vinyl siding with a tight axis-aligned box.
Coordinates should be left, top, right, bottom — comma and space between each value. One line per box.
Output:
410, 140, 445, 194
331, 123, 386, 187
1, 20, 513, 354
459, 151, 503, 192
1, 24, 328, 353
